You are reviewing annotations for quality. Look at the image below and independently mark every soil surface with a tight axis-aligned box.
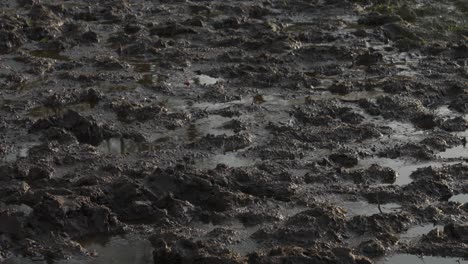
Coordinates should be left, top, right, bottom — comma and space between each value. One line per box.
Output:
1, 0, 468, 263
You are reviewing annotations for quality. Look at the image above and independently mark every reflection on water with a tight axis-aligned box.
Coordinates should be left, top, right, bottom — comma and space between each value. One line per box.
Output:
137, 74, 153, 85
436, 105, 457, 118
194, 74, 223, 85
338, 200, 401, 217
449, 194, 468, 204
3, 235, 153, 264
2, 142, 40, 163
110, 115, 237, 152
438, 128, 468, 159
187, 123, 200, 142
133, 63, 155, 73
439, 144, 468, 159
312, 90, 384, 101
97, 138, 155, 154
381, 254, 468, 264
358, 157, 457, 186
30, 50, 71, 61
195, 152, 257, 170
27, 103, 96, 119
80, 236, 153, 264
192, 220, 261, 257
399, 223, 443, 242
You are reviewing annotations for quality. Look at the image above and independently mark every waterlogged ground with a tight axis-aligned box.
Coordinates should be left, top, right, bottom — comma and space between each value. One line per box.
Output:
1, 0, 468, 263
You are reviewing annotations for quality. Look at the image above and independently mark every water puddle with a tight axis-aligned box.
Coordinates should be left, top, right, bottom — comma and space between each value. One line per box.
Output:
195, 115, 235, 137
3, 235, 153, 264
133, 63, 156, 73
385, 121, 424, 141
97, 138, 156, 155
79, 235, 153, 264
27, 103, 95, 119
358, 157, 456, 185
338, 200, 401, 216
104, 85, 136, 93
278, 204, 310, 219
179, 94, 301, 135
438, 145, 468, 159
193, 74, 223, 85
2, 142, 41, 163
186, 123, 200, 141
137, 74, 154, 86
192, 220, 261, 257
395, 69, 419, 78
0, 203, 34, 216
100, 115, 235, 155
195, 152, 257, 170
437, 127, 468, 159
449, 194, 468, 204
436, 105, 458, 118
310, 90, 384, 101
399, 223, 443, 242
380, 254, 468, 264
30, 50, 71, 61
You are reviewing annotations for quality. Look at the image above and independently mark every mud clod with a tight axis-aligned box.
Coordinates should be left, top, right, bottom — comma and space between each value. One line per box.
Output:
1, 0, 468, 262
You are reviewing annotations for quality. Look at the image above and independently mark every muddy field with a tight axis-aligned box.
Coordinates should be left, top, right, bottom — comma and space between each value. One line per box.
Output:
0, 0, 468, 263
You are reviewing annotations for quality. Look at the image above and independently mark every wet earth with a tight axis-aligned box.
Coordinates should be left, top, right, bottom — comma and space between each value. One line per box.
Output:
1, 0, 468, 263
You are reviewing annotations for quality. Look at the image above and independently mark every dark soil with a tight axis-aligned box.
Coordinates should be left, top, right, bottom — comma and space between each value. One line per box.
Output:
1, 0, 468, 263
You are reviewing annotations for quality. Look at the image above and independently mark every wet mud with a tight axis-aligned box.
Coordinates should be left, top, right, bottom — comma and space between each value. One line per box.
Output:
1, 0, 468, 263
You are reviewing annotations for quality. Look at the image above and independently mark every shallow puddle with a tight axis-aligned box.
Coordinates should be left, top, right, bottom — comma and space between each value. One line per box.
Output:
358, 157, 457, 185
194, 74, 223, 85
30, 50, 71, 61
3, 235, 153, 264
385, 121, 424, 141
436, 105, 458, 118
100, 115, 236, 155
137, 74, 154, 85
2, 142, 41, 163
191, 93, 305, 111
192, 220, 262, 256
78, 235, 153, 264
195, 115, 235, 137
133, 63, 156, 73
195, 152, 257, 170
438, 127, 468, 159
399, 223, 443, 242
338, 200, 401, 216
439, 145, 468, 159
380, 254, 468, 264
0, 203, 34, 216
310, 90, 384, 101
27, 103, 95, 119
97, 138, 155, 155
449, 194, 468, 204
279, 204, 310, 219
